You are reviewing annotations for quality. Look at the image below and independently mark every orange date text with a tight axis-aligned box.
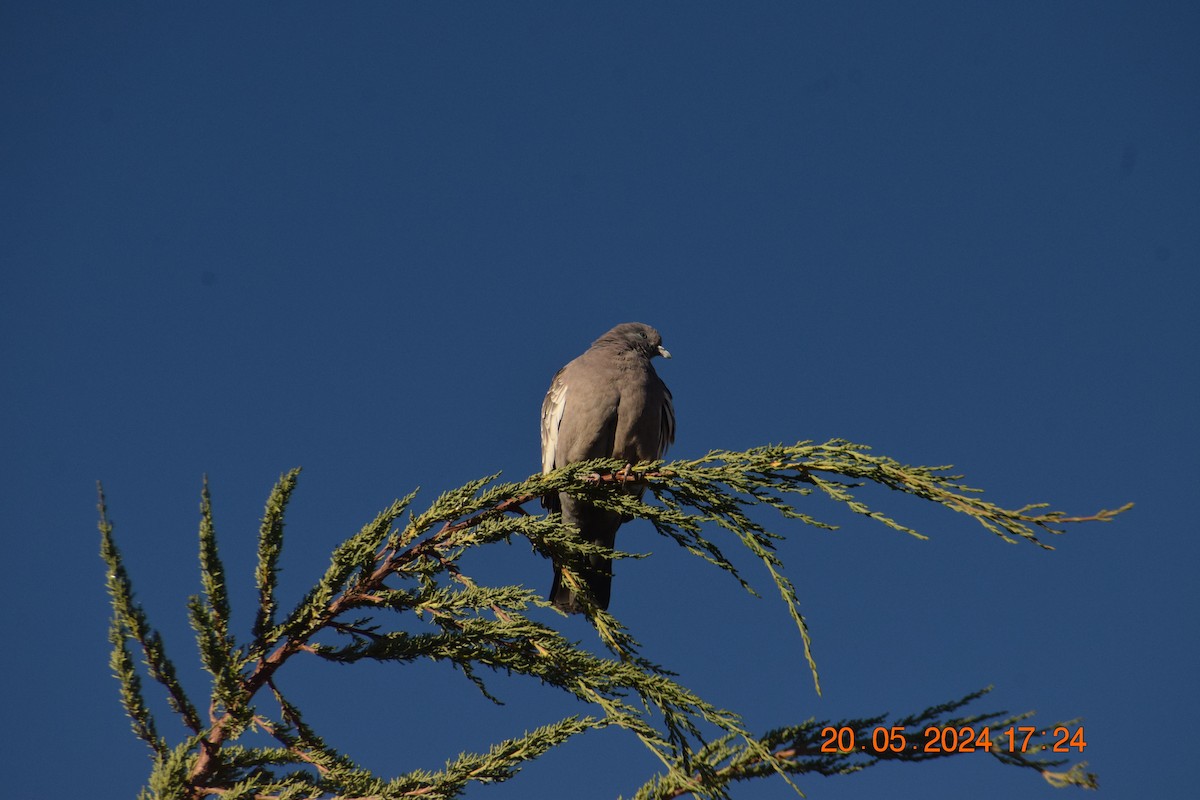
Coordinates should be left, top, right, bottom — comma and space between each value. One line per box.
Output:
818, 724, 1087, 755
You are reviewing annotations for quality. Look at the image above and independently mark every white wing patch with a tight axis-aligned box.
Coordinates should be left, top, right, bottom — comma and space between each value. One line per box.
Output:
540, 373, 569, 474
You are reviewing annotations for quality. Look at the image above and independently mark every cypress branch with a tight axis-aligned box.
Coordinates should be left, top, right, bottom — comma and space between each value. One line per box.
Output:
432, 715, 604, 791
190, 478, 248, 722
100, 485, 165, 755
99, 441, 1128, 798
99, 483, 203, 739
253, 469, 302, 650
197, 477, 231, 635
635, 686, 1086, 799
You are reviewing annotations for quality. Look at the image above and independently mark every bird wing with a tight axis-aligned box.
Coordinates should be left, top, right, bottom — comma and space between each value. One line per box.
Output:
658, 382, 675, 460
541, 366, 569, 474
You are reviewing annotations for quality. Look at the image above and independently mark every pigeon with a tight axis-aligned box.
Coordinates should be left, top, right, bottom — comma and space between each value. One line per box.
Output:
540, 322, 675, 612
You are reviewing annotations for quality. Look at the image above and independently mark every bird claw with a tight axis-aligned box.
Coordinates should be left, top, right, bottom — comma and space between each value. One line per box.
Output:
585, 467, 639, 484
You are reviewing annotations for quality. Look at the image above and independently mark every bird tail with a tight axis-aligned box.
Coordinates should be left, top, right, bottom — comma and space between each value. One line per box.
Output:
549, 557, 612, 614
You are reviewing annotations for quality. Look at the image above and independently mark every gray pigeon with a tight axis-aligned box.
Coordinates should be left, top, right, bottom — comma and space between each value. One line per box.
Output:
541, 322, 675, 612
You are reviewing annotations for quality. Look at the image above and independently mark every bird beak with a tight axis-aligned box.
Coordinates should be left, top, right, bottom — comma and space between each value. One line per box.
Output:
657, 345, 672, 359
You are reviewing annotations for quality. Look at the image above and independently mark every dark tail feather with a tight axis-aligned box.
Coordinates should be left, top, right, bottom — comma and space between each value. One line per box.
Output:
549, 554, 613, 614
551, 498, 620, 613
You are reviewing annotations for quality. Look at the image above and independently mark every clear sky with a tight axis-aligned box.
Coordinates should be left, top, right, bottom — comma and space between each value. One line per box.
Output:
3, 3, 1197, 798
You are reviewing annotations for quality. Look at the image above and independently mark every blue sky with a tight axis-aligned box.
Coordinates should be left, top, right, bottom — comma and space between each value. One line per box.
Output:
3, 3, 1197, 798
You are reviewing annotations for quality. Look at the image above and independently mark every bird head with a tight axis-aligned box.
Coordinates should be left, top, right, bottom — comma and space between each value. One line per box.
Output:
597, 322, 671, 360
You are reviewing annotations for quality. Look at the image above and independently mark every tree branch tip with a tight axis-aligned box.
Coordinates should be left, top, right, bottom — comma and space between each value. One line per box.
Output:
1055, 502, 1134, 524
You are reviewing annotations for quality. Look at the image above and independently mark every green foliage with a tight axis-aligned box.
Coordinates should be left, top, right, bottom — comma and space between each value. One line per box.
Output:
252, 468, 300, 648
98, 440, 1127, 799
633, 686, 1100, 798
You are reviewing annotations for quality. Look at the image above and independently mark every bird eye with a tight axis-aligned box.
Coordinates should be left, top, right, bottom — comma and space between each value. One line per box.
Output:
637, 331, 647, 339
